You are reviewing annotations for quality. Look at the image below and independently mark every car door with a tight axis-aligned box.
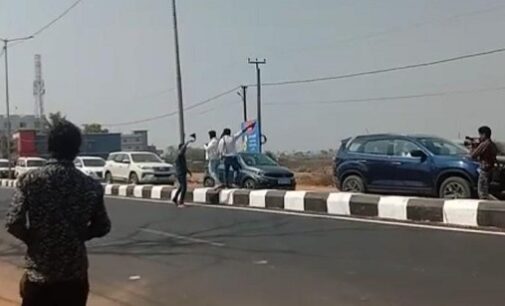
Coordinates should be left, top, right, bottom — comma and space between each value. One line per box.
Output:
357, 138, 397, 189
113, 154, 128, 181
392, 139, 433, 192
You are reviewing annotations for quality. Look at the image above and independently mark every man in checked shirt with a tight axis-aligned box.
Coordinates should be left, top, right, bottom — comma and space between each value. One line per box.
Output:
5, 120, 111, 306
471, 126, 498, 200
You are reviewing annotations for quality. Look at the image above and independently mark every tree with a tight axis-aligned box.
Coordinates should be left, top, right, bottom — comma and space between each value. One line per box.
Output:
41, 112, 66, 130
83, 123, 109, 134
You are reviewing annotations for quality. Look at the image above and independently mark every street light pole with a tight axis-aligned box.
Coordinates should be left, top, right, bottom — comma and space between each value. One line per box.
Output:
1, 36, 33, 178
171, 0, 185, 144
248, 58, 266, 152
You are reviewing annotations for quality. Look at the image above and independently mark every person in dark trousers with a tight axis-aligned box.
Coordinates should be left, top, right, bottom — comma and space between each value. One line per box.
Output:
218, 122, 256, 188
471, 126, 498, 199
5, 120, 111, 306
173, 134, 196, 207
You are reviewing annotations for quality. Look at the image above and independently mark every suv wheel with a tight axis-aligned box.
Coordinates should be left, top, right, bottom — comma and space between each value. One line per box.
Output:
105, 172, 113, 184
129, 173, 139, 185
203, 177, 215, 188
243, 178, 257, 189
439, 177, 471, 199
342, 175, 365, 193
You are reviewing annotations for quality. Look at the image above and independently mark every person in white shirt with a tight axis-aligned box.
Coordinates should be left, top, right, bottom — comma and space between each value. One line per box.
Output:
203, 130, 220, 186
218, 122, 256, 188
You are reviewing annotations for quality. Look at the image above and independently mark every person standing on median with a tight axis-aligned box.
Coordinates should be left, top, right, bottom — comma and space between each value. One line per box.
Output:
218, 122, 256, 188
471, 126, 498, 199
5, 120, 111, 306
204, 130, 221, 187
173, 133, 196, 207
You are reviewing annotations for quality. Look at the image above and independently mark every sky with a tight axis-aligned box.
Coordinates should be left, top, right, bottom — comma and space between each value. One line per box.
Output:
2, 0, 505, 151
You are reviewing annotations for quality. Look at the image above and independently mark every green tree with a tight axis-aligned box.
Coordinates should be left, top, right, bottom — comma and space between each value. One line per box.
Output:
82, 123, 109, 134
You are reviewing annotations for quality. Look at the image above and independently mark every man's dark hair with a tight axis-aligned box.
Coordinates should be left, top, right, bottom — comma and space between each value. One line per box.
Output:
478, 126, 492, 139
222, 128, 231, 137
48, 120, 82, 161
208, 130, 216, 138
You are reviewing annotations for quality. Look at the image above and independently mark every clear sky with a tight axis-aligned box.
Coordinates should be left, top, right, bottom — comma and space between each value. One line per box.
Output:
2, 0, 505, 151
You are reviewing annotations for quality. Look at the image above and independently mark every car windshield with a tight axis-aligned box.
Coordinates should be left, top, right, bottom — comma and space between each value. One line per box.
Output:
82, 159, 105, 167
131, 153, 162, 163
415, 137, 468, 156
0, 161, 8, 168
240, 153, 278, 166
27, 160, 46, 167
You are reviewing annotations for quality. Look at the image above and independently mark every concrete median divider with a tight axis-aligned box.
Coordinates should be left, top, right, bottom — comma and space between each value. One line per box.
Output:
2, 179, 505, 231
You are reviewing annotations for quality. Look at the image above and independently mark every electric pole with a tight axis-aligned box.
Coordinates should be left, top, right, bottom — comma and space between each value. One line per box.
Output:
237, 85, 247, 122
1, 36, 33, 178
171, 0, 185, 143
248, 58, 266, 152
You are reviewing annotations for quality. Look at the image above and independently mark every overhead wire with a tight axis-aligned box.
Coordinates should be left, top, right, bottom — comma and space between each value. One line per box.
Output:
258, 46, 505, 87
8, 0, 85, 48
265, 85, 505, 106
103, 86, 240, 127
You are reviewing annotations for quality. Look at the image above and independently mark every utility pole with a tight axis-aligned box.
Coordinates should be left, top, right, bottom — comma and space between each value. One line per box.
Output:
1, 36, 33, 178
171, 0, 185, 143
237, 85, 247, 122
248, 58, 266, 152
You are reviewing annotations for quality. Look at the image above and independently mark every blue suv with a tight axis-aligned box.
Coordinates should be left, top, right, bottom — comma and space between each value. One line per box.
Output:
334, 134, 504, 199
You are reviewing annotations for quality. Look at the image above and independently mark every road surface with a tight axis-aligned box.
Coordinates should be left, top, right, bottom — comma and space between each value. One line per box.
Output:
0, 188, 504, 306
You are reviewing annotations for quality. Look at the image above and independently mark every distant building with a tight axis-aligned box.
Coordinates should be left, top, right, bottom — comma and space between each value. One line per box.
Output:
35, 132, 122, 159
122, 130, 149, 151
0, 115, 42, 134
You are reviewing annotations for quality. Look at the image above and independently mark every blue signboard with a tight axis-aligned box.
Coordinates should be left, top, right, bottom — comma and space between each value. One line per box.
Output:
241, 120, 260, 153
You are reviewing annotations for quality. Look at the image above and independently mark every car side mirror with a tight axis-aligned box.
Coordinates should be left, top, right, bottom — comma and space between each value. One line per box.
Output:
411, 150, 427, 160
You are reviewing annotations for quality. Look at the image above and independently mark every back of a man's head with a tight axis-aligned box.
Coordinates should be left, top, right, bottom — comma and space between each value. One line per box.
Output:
48, 120, 82, 161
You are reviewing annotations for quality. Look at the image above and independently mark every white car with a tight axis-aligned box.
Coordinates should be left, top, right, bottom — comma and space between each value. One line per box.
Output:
104, 151, 175, 184
74, 156, 106, 180
0, 159, 11, 178
15, 157, 47, 178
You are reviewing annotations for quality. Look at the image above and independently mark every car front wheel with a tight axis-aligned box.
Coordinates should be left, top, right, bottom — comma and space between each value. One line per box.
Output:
243, 178, 257, 189
129, 173, 139, 185
341, 175, 366, 193
439, 177, 472, 199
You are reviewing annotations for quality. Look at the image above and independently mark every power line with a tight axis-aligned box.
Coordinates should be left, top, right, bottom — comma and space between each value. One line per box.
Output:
265, 85, 505, 106
258, 46, 505, 87
7, 0, 85, 49
103, 86, 240, 127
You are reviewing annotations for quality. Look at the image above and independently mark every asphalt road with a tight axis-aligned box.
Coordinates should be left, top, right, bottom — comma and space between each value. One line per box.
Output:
1, 189, 505, 306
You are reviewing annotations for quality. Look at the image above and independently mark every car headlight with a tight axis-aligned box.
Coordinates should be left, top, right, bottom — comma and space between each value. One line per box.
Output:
141, 166, 154, 170
256, 170, 265, 176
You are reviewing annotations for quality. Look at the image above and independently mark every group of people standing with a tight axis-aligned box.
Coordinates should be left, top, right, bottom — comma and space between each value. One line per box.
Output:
172, 122, 256, 207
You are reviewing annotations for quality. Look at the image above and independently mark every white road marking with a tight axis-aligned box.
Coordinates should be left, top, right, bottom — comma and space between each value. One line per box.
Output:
284, 191, 306, 211
140, 228, 225, 247
104, 195, 505, 237
444, 199, 480, 227
378, 196, 409, 221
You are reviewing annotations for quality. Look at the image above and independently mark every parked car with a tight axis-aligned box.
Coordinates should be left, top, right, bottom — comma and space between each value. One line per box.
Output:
74, 156, 106, 180
203, 152, 296, 190
104, 151, 175, 184
334, 134, 505, 199
14, 157, 47, 178
0, 159, 12, 178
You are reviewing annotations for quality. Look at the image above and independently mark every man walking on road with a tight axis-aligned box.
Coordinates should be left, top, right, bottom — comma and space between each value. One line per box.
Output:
471, 126, 498, 199
173, 134, 196, 207
5, 120, 111, 306
218, 122, 256, 188
204, 130, 221, 187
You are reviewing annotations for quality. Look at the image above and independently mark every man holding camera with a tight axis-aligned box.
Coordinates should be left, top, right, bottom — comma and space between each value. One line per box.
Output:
471, 126, 498, 199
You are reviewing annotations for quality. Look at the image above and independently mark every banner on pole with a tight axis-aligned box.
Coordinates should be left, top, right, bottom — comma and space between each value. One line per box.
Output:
241, 120, 260, 153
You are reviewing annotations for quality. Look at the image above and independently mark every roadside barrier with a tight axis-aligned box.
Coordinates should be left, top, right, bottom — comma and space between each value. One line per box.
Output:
2, 180, 504, 230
